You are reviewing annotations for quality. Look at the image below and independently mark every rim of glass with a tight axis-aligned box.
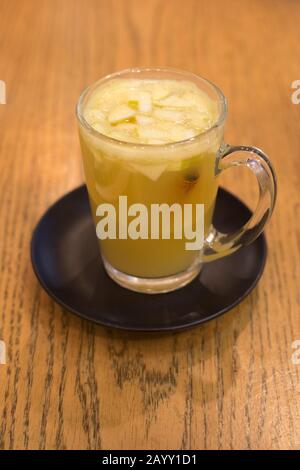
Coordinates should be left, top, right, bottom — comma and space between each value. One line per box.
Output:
76, 67, 227, 148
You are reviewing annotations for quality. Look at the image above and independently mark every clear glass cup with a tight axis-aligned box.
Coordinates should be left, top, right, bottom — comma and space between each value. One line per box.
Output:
76, 67, 277, 294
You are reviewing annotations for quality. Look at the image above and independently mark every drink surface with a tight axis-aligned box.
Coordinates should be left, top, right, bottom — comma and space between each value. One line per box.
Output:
79, 77, 222, 278
83, 78, 218, 145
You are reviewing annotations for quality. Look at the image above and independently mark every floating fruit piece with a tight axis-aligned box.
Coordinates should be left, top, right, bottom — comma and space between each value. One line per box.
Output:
182, 166, 200, 192
128, 162, 168, 181
108, 104, 136, 124
184, 170, 199, 183
183, 172, 199, 193
137, 91, 152, 113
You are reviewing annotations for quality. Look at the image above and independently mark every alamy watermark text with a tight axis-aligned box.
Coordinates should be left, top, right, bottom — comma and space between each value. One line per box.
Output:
0, 80, 6, 104
291, 340, 300, 365
291, 80, 300, 104
96, 196, 204, 250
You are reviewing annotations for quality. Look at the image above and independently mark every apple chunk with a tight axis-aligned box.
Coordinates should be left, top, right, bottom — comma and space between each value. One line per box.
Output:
138, 91, 152, 113
108, 104, 136, 124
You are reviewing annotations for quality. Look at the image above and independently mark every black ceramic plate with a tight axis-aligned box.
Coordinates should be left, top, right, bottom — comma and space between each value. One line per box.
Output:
31, 185, 267, 332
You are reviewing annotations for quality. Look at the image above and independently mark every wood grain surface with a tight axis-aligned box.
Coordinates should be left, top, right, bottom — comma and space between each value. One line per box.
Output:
0, 0, 300, 450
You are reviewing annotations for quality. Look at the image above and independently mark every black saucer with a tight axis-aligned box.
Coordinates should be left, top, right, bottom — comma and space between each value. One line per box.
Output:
31, 185, 267, 332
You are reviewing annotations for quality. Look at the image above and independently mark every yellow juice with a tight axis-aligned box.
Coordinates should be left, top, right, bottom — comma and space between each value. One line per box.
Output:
79, 78, 222, 278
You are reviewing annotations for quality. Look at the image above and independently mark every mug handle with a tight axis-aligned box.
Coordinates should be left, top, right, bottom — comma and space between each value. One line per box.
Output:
203, 143, 277, 261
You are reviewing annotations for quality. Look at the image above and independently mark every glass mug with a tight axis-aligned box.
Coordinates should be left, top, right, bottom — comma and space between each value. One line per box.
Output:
76, 67, 277, 293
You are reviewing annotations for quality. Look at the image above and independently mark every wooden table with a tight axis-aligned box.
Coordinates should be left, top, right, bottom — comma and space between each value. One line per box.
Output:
0, 0, 300, 450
